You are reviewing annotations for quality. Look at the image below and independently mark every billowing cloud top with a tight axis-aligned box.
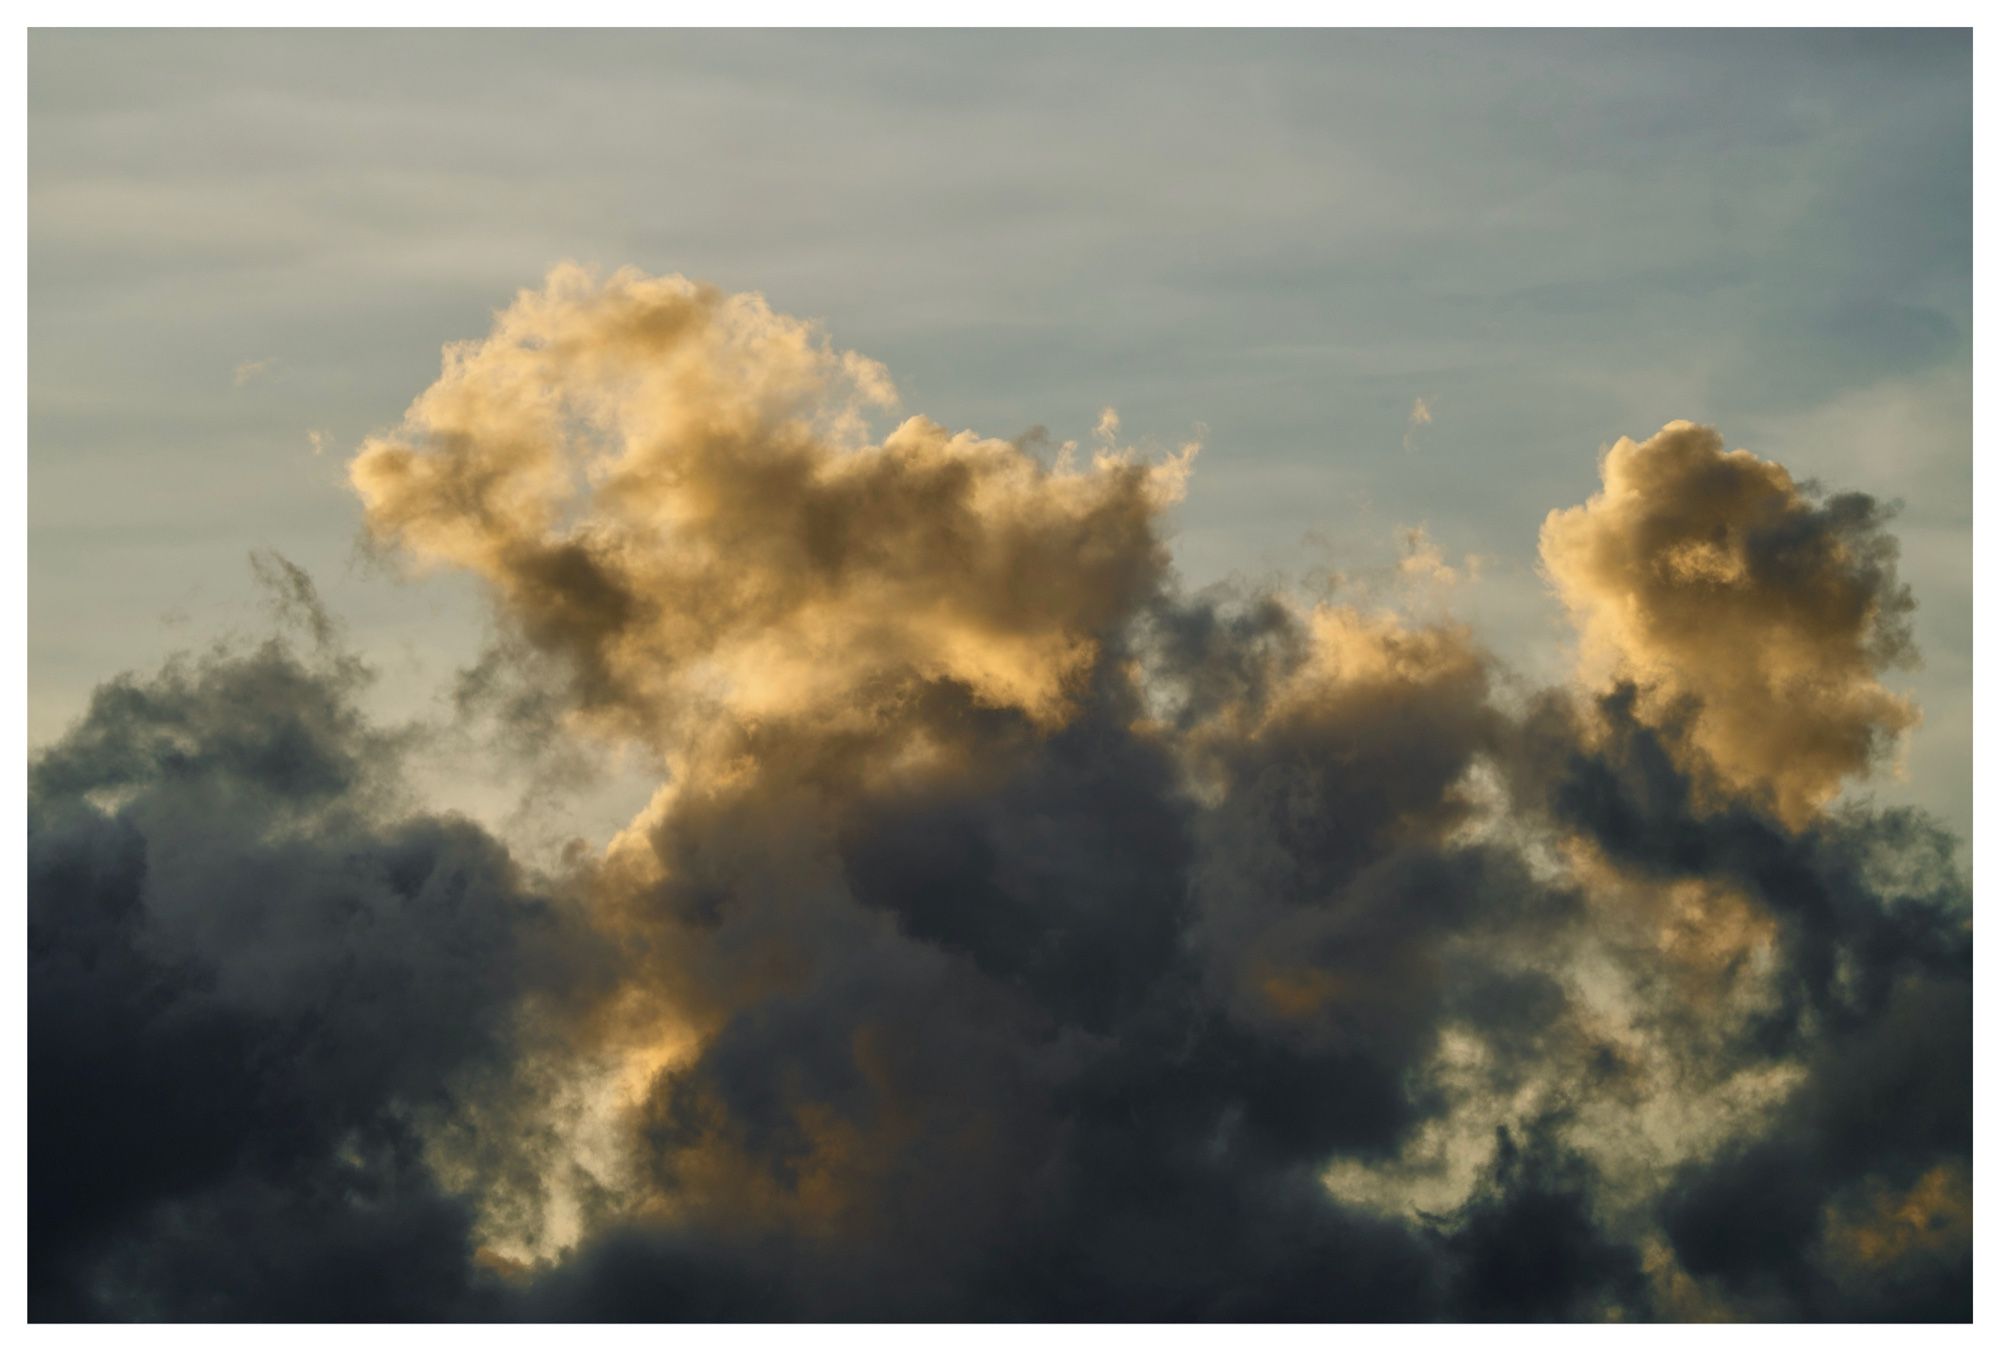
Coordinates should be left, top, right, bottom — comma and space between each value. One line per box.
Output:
351, 265, 1193, 748
30, 269, 1969, 1322
1542, 421, 1918, 827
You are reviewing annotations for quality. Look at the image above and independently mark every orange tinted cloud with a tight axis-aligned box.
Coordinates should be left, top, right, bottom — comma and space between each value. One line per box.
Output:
1540, 420, 1917, 826
352, 265, 1194, 758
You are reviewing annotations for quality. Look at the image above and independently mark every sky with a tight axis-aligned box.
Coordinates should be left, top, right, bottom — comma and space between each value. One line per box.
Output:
25, 29, 1974, 1323
29, 28, 1971, 839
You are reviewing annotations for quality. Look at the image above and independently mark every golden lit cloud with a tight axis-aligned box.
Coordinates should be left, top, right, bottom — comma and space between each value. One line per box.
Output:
352, 266, 1195, 757
1540, 420, 1918, 826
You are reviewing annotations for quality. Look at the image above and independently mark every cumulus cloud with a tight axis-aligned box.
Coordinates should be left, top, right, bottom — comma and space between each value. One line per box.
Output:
28, 575, 615, 1318
29, 268, 1967, 1322
351, 266, 1194, 750
1541, 421, 1919, 827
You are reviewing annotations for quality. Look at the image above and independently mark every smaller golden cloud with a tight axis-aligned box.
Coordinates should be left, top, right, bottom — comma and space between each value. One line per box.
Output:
1540, 421, 1917, 827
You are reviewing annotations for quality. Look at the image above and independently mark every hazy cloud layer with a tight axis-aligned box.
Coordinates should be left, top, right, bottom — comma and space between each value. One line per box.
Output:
29, 270, 1969, 1321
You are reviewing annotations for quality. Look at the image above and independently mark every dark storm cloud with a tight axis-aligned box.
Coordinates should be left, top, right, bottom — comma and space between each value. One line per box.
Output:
558, 642, 1572, 1319
1509, 684, 1971, 1319
28, 269, 1971, 1322
28, 576, 614, 1319
1439, 1115, 1650, 1322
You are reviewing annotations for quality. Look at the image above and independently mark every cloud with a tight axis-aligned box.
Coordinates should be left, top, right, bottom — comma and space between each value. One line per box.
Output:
1403, 396, 1433, 452
232, 357, 277, 387
1540, 420, 1918, 828
27, 588, 617, 1318
1397, 524, 1472, 588
350, 266, 1195, 751
29, 268, 1968, 1321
